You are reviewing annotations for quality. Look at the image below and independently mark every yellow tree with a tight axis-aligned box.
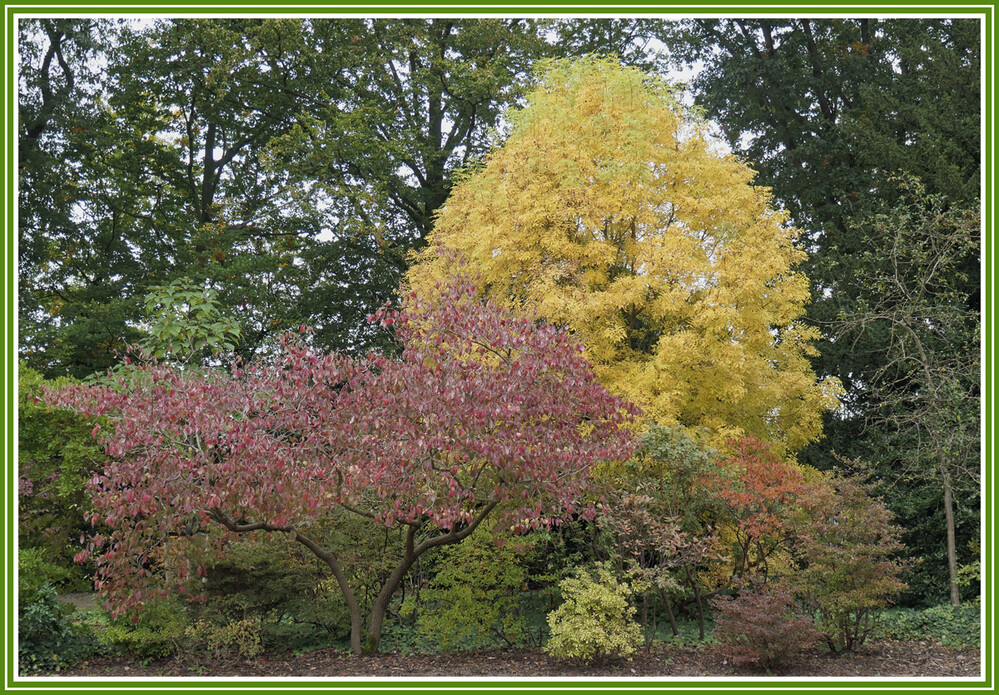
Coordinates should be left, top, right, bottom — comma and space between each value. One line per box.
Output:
408, 58, 841, 454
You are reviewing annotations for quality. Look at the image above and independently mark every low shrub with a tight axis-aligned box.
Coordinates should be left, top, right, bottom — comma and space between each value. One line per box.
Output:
204, 538, 349, 630
100, 597, 188, 662
402, 531, 531, 652
544, 563, 643, 663
794, 466, 909, 652
18, 366, 104, 592
18, 584, 101, 673
879, 603, 981, 648
711, 579, 821, 671
185, 618, 263, 663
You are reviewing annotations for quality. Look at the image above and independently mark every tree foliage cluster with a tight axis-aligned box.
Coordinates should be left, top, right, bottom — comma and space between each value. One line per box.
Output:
409, 57, 842, 455
662, 18, 981, 605
18, 16, 980, 667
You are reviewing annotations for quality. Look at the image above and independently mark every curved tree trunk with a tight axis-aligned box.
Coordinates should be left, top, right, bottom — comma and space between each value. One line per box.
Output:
361, 502, 499, 653
211, 501, 499, 655
659, 589, 679, 637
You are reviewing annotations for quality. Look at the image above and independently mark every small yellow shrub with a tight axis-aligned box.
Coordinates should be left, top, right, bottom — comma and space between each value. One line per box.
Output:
184, 618, 263, 663
545, 564, 643, 663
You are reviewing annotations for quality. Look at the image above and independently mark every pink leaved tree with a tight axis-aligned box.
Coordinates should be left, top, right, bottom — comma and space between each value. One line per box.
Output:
49, 279, 639, 654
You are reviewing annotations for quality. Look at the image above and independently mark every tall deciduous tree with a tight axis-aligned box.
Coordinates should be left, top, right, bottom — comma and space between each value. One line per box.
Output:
409, 57, 841, 454
664, 19, 979, 232
20, 19, 310, 376
271, 18, 553, 243
20, 19, 573, 376
51, 279, 638, 655
550, 18, 666, 70
94, 19, 324, 362
263, 18, 562, 356
838, 178, 980, 606
661, 18, 980, 461
18, 18, 150, 377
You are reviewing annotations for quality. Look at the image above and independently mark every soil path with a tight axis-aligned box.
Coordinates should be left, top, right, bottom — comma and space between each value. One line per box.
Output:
50, 640, 981, 680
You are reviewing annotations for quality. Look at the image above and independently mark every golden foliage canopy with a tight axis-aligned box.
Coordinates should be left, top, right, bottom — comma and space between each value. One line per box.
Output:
408, 57, 842, 454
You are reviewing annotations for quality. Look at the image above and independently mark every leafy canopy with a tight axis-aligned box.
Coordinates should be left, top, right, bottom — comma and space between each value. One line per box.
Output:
409, 57, 841, 454
49, 277, 638, 626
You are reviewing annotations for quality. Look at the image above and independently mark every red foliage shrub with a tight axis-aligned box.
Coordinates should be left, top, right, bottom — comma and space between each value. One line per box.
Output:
46, 277, 640, 654
702, 437, 811, 580
711, 578, 821, 671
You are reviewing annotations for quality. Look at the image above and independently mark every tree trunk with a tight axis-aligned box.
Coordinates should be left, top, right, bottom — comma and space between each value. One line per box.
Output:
684, 566, 706, 640
941, 462, 961, 606
357, 502, 499, 653
642, 593, 649, 647
897, 320, 964, 607
294, 534, 366, 655
363, 549, 418, 654
659, 589, 679, 637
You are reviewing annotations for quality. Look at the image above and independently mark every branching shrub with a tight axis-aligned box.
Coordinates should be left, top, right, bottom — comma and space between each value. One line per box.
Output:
545, 564, 643, 663
403, 531, 531, 651
794, 465, 909, 652
711, 579, 821, 671
595, 425, 727, 641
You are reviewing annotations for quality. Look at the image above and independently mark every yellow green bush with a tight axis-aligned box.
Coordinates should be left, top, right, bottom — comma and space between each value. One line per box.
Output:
184, 618, 263, 663
545, 563, 643, 663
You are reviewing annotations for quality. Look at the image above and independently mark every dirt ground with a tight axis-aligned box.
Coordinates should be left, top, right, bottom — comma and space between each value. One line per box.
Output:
48, 639, 981, 680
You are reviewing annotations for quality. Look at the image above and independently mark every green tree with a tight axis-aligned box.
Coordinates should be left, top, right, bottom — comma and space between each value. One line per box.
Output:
98, 19, 319, 363
19, 19, 280, 376
19, 18, 152, 378
21, 19, 589, 375
665, 19, 979, 230
550, 18, 666, 70
838, 178, 980, 606
272, 19, 553, 242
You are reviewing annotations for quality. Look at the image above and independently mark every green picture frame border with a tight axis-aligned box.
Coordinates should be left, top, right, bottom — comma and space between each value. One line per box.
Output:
4, 3, 992, 691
